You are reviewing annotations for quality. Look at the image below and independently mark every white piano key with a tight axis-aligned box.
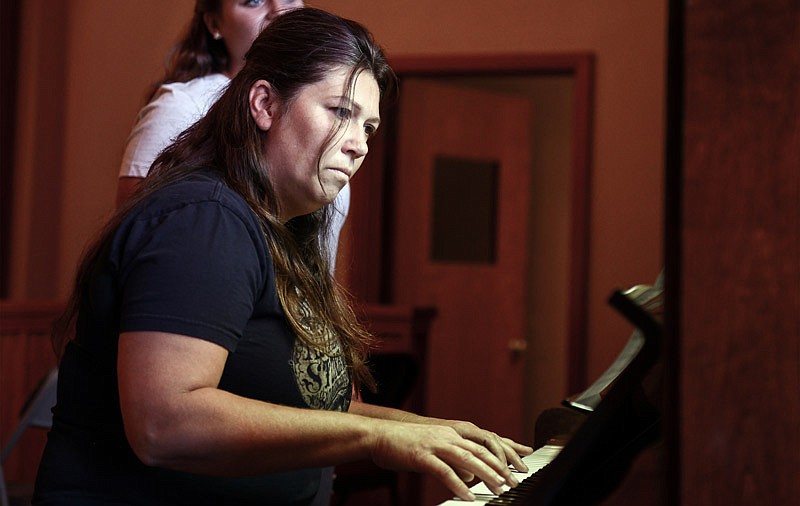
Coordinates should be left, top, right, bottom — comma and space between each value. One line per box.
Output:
437, 444, 563, 505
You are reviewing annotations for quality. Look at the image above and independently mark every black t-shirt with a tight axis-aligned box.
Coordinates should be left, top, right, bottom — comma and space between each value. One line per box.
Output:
34, 172, 351, 505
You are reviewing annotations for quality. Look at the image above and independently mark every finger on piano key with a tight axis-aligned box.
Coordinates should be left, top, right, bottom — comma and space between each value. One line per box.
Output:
439, 497, 493, 505
437, 444, 564, 505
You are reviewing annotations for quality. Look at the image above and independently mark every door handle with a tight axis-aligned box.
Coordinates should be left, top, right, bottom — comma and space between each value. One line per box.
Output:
508, 339, 528, 353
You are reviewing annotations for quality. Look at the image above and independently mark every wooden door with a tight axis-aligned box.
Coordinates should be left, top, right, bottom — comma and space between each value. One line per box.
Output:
391, 79, 532, 442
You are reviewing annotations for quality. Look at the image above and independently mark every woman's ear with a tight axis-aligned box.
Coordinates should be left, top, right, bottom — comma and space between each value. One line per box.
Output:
249, 80, 277, 131
203, 12, 222, 40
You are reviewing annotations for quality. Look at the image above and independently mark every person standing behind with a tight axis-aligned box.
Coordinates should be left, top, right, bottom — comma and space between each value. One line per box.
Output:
117, 0, 348, 270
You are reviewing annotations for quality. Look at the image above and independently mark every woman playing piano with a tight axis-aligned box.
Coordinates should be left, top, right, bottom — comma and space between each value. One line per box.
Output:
32, 8, 532, 506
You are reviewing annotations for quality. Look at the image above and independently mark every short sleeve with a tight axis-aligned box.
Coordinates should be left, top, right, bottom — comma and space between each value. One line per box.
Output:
114, 199, 268, 351
118, 90, 201, 178
118, 76, 228, 178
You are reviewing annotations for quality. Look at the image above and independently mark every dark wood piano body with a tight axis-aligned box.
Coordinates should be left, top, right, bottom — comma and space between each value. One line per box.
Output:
440, 288, 664, 506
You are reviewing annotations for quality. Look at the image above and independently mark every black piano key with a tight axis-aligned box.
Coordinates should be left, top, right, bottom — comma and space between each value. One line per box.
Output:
486, 473, 544, 505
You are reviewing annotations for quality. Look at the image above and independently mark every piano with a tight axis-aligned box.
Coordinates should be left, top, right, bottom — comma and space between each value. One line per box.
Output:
438, 283, 664, 505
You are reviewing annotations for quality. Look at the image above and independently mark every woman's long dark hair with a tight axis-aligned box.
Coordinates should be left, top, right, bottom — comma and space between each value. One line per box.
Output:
54, 8, 397, 392
146, 0, 229, 101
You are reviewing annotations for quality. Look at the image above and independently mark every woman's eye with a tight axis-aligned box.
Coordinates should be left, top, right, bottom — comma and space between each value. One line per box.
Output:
364, 124, 377, 138
333, 107, 352, 120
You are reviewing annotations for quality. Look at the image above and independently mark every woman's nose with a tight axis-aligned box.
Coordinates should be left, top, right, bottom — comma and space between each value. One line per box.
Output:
267, 1, 300, 22
343, 128, 369, 159
266, 1, 281, 22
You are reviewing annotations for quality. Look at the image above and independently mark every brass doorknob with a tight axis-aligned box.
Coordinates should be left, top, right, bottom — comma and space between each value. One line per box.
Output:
508, 339, 528, 353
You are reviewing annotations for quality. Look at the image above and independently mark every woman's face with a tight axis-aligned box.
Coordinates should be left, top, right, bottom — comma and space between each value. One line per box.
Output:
206, 0, 304, 77
257, 66, 381, 222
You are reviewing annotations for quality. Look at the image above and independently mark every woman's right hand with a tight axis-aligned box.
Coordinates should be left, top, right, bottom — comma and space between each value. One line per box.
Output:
368, 419, 520, 501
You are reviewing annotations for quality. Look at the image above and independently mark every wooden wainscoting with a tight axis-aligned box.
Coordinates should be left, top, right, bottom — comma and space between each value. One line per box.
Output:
0, 300, 63, 488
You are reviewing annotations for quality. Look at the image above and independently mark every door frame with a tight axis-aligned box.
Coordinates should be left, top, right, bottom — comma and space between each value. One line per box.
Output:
344, 53, 594, 392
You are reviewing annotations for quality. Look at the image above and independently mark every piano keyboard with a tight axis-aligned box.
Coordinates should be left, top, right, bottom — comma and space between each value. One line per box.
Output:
438, 444, 563, 505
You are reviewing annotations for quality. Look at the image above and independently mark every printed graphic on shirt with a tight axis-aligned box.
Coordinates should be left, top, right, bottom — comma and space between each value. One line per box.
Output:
290, 301, 351, 412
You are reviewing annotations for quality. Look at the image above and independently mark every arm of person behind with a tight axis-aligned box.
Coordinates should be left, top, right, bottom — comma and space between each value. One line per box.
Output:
117, 331, 519, 501
116, 177, 143, 208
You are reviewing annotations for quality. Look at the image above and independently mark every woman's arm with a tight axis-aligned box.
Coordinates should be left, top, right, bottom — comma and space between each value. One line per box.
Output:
118, 330, 519, 501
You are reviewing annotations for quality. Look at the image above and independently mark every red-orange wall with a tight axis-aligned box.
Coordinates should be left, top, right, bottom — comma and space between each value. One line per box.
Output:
8, 0, 666, 404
